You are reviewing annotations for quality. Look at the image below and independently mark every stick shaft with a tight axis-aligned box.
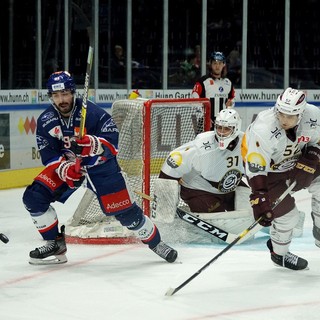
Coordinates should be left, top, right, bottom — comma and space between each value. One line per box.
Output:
75, 46, 94, 173
166, 182, 296, 296
79, 46, 94, 138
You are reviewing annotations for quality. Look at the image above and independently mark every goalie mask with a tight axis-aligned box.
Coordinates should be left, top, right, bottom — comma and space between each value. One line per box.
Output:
214, 109, 242, 150
47, 71, 76, 96
275, 87, 306, 123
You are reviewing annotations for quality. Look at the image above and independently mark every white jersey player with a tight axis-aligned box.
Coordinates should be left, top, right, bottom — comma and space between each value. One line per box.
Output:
160, 109, 250, 214
242, 87, 320, 270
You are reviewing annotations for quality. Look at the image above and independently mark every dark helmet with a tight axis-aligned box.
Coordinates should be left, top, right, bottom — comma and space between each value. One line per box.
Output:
210, 51, 226, 63
47, 71, 76, 95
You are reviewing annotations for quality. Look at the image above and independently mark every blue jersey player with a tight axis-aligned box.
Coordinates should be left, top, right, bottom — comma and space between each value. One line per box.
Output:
23, 71, 177, 265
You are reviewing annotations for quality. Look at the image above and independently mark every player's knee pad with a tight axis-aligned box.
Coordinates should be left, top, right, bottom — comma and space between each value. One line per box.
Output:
309, 175, 320, 197
311, 195, 320, 218
23, 183, 52, 213
115, 203, 144, 229
272, 206, 300, 232
270, 206, 300, 255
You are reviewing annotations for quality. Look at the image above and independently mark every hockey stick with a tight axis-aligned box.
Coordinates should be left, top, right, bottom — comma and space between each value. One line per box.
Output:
0, 233, 9, 244
165, 181, 296, 296
75, 46, 94, 172
176, 207, 260, 245
79, 45, 94, 139
135, 189, 259, 244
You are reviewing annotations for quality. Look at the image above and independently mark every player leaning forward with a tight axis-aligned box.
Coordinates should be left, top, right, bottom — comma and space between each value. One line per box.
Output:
155, 109, 256, 237
242, 87, 320, 270
23, 71, 177, 265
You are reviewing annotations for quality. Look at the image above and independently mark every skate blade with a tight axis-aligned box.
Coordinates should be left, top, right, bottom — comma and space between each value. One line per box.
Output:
29, 254, 68, 265
272, 262, 309, 271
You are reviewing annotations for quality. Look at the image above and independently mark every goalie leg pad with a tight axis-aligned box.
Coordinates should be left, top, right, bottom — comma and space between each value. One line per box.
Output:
234, 186, 252, 211
151, 178, 180, 223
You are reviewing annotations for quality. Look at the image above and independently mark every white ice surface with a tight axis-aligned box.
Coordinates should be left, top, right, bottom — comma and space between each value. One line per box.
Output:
1, 187, 320, 320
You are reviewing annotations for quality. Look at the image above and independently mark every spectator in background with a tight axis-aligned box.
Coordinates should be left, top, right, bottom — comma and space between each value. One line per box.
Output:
227, 43, 241, 86
111, 45, 125, 81
192, 51, 235, 128
180, 53, 201, 85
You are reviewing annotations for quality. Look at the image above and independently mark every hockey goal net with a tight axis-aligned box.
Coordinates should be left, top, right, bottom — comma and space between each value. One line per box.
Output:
65, 98, 211, 244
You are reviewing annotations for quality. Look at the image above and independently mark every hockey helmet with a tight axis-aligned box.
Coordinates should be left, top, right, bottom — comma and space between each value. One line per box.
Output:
214, 109, 242, 150
47, 71, 76, 95
210, 51, 226, 63
275, 88, 306, 117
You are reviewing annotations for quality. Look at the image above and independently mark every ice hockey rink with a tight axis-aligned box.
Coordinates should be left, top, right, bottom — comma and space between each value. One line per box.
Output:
1, 186, 320, 320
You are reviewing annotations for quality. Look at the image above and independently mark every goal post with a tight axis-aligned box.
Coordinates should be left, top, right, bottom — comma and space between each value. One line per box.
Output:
64, 98, 211, 244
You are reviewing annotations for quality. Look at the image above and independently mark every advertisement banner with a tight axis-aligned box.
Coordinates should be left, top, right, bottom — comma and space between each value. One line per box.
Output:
0, 114, 10, 169
9, 110, 43, 169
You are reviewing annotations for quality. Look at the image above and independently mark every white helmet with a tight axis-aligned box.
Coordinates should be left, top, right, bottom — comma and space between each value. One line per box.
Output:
276, 88, 306, 119
214, 109, 242, 150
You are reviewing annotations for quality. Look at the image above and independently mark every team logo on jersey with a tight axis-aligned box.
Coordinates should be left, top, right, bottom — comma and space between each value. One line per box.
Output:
166, 151, 182, 169
201, 141, 214, 150
218, 169, 242, 193
306, 118, 318, 128
41, 111, 54, 122
36, 135, 49, 151
247, 152, 266, 173
271, 157, 298, 171
101, 118, 119, 133
48, 126, 63, 139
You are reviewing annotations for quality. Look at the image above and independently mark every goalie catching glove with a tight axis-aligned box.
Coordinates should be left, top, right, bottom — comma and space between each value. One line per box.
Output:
57, 160, 85, 188
250, 192, 274, 227
70, 135, 103, 157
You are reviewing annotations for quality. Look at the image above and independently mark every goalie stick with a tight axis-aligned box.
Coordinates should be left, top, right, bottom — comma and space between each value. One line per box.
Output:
165, 181, 296, 296
176, 207, 260, 245
134, 190, 259, 245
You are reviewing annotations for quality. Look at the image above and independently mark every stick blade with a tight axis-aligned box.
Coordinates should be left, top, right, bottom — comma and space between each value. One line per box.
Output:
165, 287, 177, 296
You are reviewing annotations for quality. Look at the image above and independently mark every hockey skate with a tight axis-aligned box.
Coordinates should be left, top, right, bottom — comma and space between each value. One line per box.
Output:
266, 239, 308, 270
29, 225, 67, 265
151, 241, 178, 263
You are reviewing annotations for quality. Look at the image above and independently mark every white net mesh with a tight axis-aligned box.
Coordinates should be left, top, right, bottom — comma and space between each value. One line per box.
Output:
64, 98, 210, 243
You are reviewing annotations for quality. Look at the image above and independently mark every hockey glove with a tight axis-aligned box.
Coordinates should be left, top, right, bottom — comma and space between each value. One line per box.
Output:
249, 192, 274, 227
57, 160, 85, 189
291, 149, 319, 191
70, 135, 103, 157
